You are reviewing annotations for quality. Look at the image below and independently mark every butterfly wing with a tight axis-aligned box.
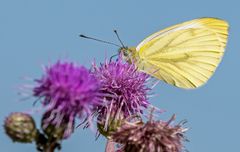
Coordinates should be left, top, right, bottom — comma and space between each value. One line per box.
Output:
135, 18, 229, 89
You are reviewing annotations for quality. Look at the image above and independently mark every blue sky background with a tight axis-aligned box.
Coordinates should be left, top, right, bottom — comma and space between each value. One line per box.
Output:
0, 0, 239, 151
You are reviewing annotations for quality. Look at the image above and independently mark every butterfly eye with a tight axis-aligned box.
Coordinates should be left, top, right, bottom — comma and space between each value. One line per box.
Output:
123, 50, 129, 56
118, 48, 128, 57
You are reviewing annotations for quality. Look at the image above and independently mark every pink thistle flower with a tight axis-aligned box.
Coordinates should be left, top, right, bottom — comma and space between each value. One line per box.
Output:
33, 61, 101, 138
92, 57, 150, 136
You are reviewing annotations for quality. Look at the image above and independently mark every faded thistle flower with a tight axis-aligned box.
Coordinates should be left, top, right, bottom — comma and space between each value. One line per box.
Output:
4, 112, 37, 143
33, 61, 101, 138
112, 115, 187, 152
92, 57, 150, 136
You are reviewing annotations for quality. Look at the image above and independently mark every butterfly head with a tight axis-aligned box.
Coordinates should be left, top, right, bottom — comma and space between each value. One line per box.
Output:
119, 47, 136, 63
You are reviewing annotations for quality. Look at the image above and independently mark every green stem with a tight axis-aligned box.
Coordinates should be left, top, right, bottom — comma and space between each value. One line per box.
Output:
44, 142, 58, 152
35, 131, 60, 152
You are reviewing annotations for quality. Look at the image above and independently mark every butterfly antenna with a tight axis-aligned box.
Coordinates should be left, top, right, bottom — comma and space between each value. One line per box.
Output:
79, 34, 121, 47
113, 30, 126, 48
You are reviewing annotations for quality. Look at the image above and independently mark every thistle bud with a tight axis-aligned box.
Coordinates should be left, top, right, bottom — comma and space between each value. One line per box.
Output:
97, 111, 142, 138
4, 112, 37, 143
41, 111, 74, 140
97, 116, 123, 138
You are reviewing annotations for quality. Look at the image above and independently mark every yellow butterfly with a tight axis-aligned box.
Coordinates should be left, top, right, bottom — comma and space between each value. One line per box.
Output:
119, 17, 229, 89
80, 17, 229, 89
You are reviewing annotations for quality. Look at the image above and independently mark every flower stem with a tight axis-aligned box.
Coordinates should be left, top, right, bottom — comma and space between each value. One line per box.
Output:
35, 131, 61, 152
105, 139, 115, 152
43, 142, 56, 152
43, 141, 61, 152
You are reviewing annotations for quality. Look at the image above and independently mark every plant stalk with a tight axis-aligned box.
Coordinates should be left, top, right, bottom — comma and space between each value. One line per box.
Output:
105, 139, 115, 152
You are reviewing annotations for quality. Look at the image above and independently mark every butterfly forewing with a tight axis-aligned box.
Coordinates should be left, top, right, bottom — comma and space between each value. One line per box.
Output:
135, 18, 229, 89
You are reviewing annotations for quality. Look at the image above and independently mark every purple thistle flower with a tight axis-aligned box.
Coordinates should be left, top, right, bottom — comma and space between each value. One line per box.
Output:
92, 57, 150, 135
33, 61, 101, 138
112, 115, 187, 152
